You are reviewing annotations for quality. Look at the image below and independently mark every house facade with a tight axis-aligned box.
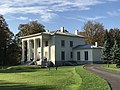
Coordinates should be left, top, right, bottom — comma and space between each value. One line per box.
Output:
20, 27, 103, 66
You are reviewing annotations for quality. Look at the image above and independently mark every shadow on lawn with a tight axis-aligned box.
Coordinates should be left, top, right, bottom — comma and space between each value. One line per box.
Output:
0, 80, 56, 90
0, 66, 40, 73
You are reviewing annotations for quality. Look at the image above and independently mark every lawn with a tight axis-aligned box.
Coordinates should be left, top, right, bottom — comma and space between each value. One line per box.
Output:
75, 66, 110, 90
101, 64, 120, 73
0, 65, 110, 90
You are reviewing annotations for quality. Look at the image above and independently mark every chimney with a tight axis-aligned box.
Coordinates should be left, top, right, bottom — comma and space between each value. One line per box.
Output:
95, 42, 98, 47
75, 30, 79, 35
45, 30, 49, 32
60, 27, 64, 32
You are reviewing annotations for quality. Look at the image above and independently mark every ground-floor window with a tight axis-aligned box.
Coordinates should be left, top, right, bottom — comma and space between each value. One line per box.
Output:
61, 51, 65, 60
84, 51, 88, 60
70, 52, 73, 59
77, 51, 80, 60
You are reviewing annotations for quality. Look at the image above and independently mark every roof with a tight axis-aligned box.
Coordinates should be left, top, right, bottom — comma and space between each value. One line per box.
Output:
20, 32, 51, 39
20, 30, 85, 39
51, 31, 84, 38
73, 44, 102, 49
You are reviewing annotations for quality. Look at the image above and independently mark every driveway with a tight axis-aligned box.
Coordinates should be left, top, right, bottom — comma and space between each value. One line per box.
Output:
85, 65, 120, 90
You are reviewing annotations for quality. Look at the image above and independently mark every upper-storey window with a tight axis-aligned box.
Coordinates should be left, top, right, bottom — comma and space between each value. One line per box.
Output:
61, 40, 65, 47
45, 41, 48, 46
70, 41, 73, 47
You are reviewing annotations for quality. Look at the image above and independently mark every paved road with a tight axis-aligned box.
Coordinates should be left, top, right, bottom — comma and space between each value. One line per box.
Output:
85, 65, 120, 90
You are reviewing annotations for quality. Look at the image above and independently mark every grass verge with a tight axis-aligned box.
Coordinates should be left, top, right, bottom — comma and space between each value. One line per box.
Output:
101, 64, 120, 73
75, 66, 110, 90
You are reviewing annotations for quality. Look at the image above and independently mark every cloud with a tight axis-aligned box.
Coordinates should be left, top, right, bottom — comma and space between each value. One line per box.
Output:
66, 16, 85, 22
66, 15, 106, 22
107, 9, 120, 17
16, 16, 28, 20
107, 0, 118, 2
86, 16, 106, 20
0, 0, 118, 22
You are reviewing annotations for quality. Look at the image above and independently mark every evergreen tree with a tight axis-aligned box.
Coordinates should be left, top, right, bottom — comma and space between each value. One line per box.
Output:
111, 40, 120, 68
0, 15, 14, 65
102, 30, 112, 67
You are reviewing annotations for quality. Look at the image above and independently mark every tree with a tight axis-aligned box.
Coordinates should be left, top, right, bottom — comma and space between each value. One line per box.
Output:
82, 20, 105, 46
102, 30, 112, 67
6, 40, 21, 65
108, 28, 120, 46
0, 15, 14, 65
111, 40, 120, 66
17, 20, 46, 37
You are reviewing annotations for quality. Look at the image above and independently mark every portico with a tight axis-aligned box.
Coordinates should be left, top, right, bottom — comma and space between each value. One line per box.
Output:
21, 33, 51, 65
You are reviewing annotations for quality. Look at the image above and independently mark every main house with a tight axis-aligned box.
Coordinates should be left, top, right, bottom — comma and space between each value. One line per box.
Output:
20, 27, 103, 66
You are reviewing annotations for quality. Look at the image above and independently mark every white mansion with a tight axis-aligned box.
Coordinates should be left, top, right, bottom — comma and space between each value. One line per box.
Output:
21, 27, 102, 66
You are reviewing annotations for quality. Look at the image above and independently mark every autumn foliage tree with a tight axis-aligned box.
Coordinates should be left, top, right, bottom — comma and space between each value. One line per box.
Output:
17, 20, 46, 37
80, 21, 105, 46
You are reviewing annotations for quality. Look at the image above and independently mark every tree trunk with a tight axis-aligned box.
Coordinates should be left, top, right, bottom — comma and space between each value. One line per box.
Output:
107, 61, 109, 68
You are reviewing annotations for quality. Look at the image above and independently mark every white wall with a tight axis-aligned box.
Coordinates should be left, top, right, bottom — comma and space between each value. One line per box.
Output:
92, 48, 102, 61
50, 36, 55, 64
55, 34, 85, 62
73, 49, 93, 61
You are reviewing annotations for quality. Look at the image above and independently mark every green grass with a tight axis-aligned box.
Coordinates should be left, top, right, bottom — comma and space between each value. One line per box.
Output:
0, 65, 110, 90
101, 64, 120, 73
0, 66, 81, 90
75, 66, 110, 90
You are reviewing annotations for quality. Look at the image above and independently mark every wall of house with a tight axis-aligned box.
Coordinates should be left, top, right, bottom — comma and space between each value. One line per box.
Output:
54, 34, 85, 65
92, 48, 103, 63
73, 49, 93, 64
50, 36, 56, 65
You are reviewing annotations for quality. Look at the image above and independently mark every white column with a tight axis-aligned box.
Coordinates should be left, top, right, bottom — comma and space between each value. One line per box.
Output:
40, 36, 44, 61
27, 40, 30, 61
34, 38, 37, 61
22, 40, 25, 62
48, 41, 50, 61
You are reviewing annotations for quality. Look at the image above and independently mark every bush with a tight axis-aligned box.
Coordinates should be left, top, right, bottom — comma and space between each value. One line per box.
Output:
116, 63, 120, 68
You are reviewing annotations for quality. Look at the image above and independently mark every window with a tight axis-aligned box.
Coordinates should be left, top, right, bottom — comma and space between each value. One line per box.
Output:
31, 40, 34, 48
61, 51, 65, 60
61, 40, 65, 47
70, 52, 73, 59
84, 51, 88, 60
45, 41, 48, 46
70, 41, 73, 47
38, 39, 40, 47
77, 52, 80, 60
